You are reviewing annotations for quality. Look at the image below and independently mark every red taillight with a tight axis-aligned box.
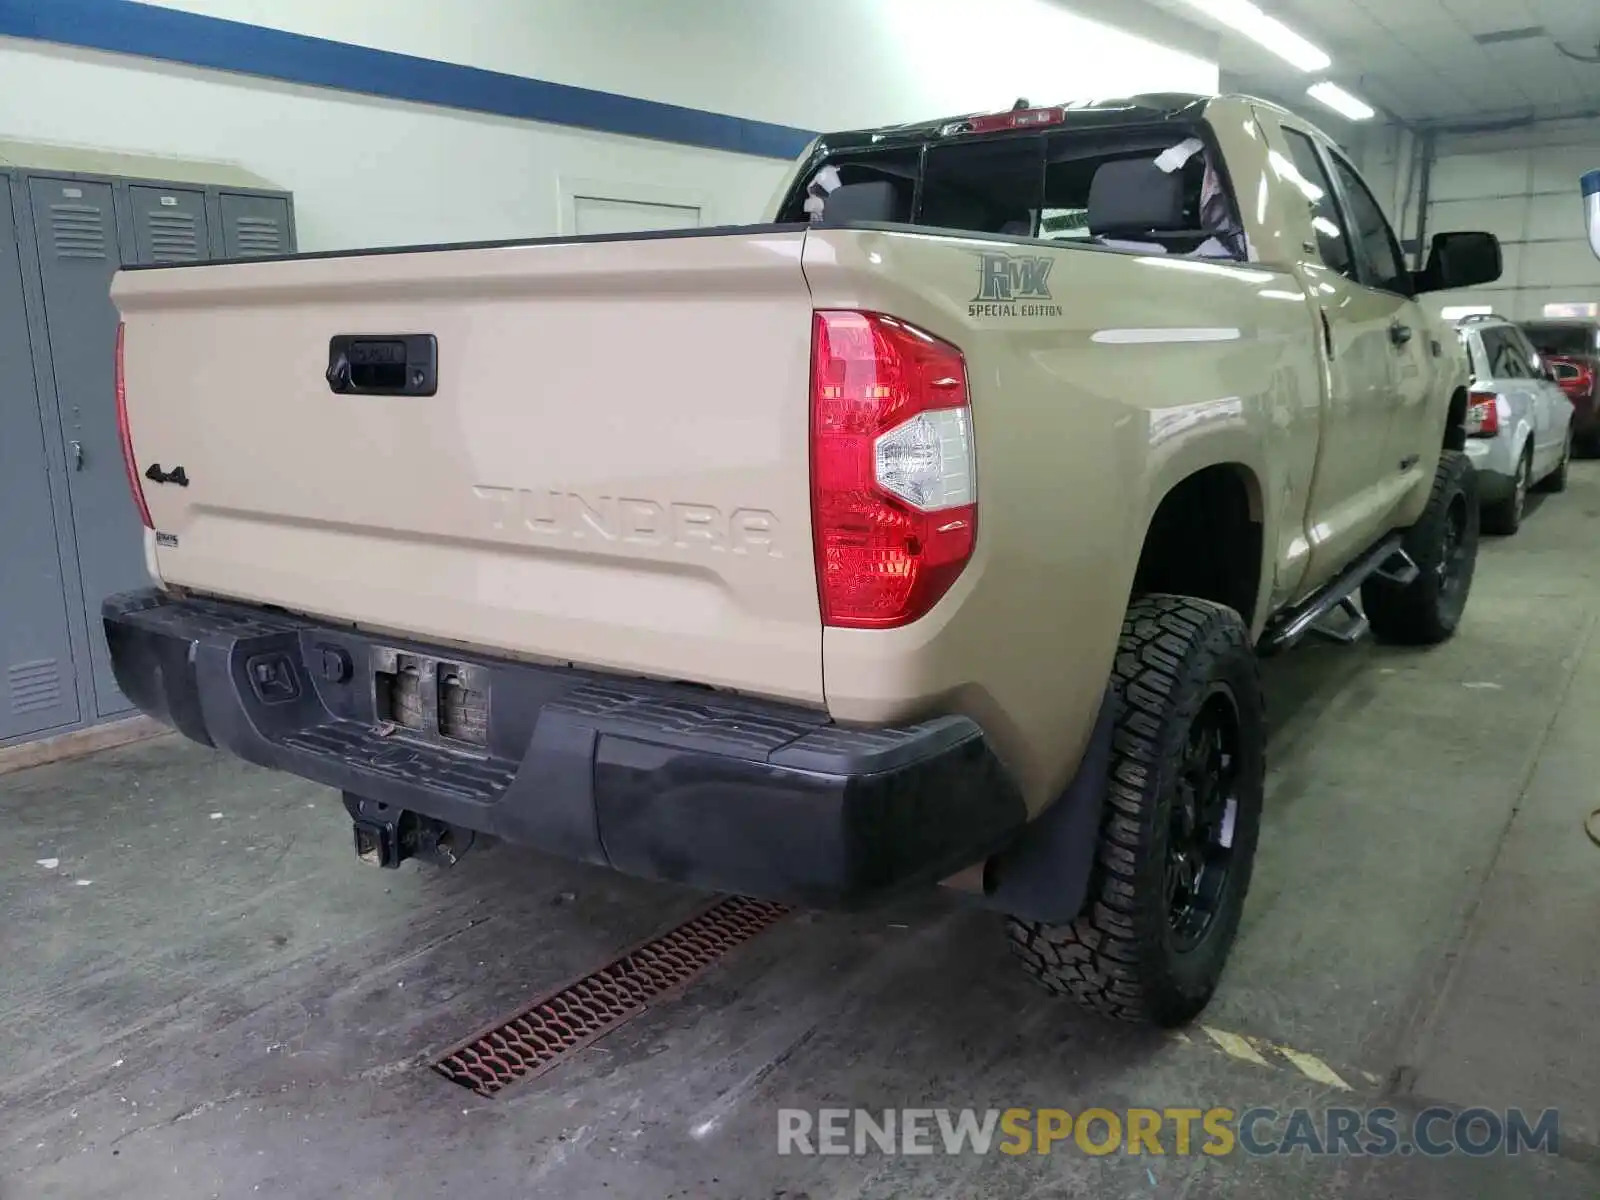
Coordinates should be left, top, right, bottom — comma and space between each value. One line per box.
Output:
115, 321, 153, 529
963, 106, 1067, 134
1549, 356, 1594, 401
1466, 386, 1500, 438
810, 311, 976, 629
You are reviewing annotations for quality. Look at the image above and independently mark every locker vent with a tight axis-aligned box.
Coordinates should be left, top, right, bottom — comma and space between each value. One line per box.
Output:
50, 205, 106, 260
146, 211, 201, 261
8, 660, 62, 715
232, 216, 282, 257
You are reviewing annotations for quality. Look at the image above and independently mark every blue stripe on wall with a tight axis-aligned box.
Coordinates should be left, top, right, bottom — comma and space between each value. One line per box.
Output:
0, 0, 817, 160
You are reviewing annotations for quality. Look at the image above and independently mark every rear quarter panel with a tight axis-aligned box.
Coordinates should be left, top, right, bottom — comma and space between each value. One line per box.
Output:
803, 228, 1323, 811
1458, 378, 1520, 482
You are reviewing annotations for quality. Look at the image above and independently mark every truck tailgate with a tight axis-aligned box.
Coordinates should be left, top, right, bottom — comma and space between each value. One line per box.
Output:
111, 230, 823, 704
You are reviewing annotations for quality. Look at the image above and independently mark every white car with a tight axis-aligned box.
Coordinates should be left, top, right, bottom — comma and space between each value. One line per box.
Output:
1455, 314, 1573, 535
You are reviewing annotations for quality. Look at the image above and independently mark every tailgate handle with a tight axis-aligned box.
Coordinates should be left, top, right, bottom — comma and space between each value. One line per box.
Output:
327, 335, 438, 396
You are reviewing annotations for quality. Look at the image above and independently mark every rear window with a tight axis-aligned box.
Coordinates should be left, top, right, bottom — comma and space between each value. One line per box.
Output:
1477, 325, 1536, 381
1522, 323, 1598, 357
779, 124, 1248, 260
775, 146, 922, 226
918, 136, 1045, 236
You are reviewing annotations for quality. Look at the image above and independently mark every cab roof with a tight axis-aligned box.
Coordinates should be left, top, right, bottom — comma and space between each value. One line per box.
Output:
817, 93, 1216, 152
808, 94, 1344, 159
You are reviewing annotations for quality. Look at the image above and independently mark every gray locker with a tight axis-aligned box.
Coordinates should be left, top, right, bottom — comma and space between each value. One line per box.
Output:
0, 186, 82, 740
219, 192, 291, 258
129, 185, 210, 264
29, 176, 142, 717
1, 148, 295, 748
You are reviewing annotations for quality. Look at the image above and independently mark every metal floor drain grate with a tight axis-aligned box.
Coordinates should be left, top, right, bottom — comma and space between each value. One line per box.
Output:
432, 895, 790, 1096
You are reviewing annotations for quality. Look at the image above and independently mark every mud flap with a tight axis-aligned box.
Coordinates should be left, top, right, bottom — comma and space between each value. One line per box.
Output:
975, 685, 1117, 924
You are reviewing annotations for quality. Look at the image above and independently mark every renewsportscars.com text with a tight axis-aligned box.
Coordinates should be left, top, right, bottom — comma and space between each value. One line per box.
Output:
777, 1107, 1560, 1158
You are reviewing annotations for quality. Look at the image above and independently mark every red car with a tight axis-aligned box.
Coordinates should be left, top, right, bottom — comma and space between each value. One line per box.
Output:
1522, 319, 1600, 454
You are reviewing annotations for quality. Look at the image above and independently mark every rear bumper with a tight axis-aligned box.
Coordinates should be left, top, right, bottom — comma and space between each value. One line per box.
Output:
1464, 437, 1515, 501
103, 588, 1026, 908
1572, 393, 1600, 437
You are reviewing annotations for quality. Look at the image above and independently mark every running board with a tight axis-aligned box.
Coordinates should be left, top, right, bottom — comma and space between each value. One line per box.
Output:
1308, 595, 1368, 645
1259, 537, 1417, 656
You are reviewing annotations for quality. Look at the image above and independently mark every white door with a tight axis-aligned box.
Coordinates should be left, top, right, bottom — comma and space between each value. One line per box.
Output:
1481, 325, 1550, 475
1510, 326, 1570, 470
572, 196, 701, 235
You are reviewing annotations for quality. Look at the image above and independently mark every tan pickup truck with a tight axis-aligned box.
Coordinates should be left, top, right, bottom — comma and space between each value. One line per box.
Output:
105, 94, 1501, 1025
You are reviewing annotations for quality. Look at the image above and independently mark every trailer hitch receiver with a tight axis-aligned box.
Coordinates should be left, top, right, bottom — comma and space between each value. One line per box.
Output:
346, 796, 475, 869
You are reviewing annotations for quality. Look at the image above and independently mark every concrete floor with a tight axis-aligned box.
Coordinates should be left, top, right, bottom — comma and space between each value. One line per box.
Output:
4, 471, 1600, 1200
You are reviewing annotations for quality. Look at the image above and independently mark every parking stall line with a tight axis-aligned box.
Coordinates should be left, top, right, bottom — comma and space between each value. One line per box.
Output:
1272, 1045, 1353, 1091
1194, 1026, 1371, 1094
1202, 1026, 1274, 1069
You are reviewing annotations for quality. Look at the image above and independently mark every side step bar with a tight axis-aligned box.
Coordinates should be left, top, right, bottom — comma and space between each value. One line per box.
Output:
1311, 596, 1369, 646
1259, 536, 1418, 656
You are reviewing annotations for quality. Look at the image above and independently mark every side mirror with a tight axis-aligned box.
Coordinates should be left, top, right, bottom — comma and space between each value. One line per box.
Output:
1414, 231, 1503, 293
1586, 170, 1600, 260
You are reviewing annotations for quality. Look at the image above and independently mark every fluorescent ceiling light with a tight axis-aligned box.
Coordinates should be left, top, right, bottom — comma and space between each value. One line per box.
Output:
1174, 0, 1331, 72
1307, 81, 1376, 121
1544, 302, 1600, 319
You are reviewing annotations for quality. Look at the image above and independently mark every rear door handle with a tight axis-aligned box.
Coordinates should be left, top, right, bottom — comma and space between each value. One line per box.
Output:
1389, 321, 1413, 347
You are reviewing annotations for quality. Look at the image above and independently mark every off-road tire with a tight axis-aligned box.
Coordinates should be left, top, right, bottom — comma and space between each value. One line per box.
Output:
1362, 449, 1478, 644
1482, 445, 1531, 535
1535, 431, 1571, 494
1006, 595, 1265, 1026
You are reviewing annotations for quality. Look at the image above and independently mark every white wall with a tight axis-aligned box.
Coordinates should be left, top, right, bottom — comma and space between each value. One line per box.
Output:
0, 2, 1215, 253
140, 0, 1219, 133
0, 39, 790, 252
1356, 124, 1423, 250
1420, 119, 1600, 321
1355, 119, 1600, 321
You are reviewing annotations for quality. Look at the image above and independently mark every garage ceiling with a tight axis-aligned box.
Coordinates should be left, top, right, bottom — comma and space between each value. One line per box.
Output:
1145, 0, 1600, 126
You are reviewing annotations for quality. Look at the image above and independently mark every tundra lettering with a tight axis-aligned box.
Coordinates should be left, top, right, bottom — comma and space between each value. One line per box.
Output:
471, 485, 779, 554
